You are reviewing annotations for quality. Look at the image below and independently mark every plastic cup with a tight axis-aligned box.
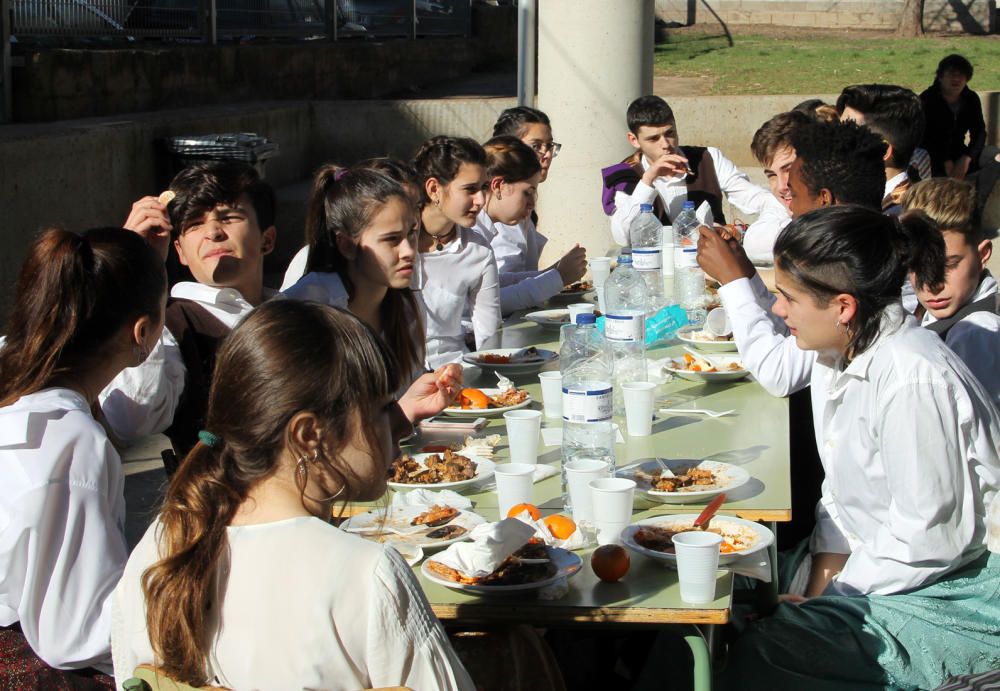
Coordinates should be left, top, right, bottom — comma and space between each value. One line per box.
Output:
705, 307, 732, 338
672, 531, 723, 603
589, 477, 636, 545
568, 302, 595, 324
564, 458, 610, 524
494, 463, 536, 518
589, 257, 612, 313
621, 381, 656, 437
503, 409, 542, 464
538, 371, 563, 419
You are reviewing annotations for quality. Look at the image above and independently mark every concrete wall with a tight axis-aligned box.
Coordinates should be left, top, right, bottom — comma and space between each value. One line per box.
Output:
655, 0, 996, 32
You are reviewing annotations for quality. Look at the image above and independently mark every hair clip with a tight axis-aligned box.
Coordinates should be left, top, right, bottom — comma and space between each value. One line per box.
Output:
198, 430, 223, 448
333, 168, 349, 182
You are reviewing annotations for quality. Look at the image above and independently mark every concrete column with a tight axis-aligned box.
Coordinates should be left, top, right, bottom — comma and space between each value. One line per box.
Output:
535, 0, 654, 264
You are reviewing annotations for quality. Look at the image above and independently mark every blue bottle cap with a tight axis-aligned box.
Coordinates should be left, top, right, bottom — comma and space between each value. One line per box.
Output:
639, 203, 654, 212
576, 313, 597, 325
617, 254, 632, 264
682, 200, 696, 209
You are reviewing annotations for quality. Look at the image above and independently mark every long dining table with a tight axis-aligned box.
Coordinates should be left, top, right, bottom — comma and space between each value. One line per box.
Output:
344, 311, 792, 690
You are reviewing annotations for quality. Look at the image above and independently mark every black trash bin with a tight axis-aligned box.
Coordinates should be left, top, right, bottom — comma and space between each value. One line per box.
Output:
158, 133, 279, 187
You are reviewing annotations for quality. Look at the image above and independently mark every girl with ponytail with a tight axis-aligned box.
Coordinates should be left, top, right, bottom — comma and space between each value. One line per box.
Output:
111, 301, 473, 690
0, 227, 166, 686
718, 205, 1000, 690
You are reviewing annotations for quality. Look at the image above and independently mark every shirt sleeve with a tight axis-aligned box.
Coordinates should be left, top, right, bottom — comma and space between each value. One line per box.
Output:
610, 182, 657, 247
741, 205, 790, 265
717, 277, 815, 397
10, 438, 127, 673
470, 251, 502, 349
99, 327, 186, 444
945, 314, 1000, 408
367, 548, 475, 691
498, 268, 564, 315
707, 148, 777, 216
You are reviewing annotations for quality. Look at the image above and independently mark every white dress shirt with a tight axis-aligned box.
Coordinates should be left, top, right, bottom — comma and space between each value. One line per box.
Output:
883, 170, 910, 207
807, 307, 1000, 596
112, 517, 474, 691
280, 245, 309, 290
0, 388, 127, 674
281, 270, 349, 308
98, 282, 273, 445
920, 272, 1000, 406
609, 148, 786, 246
741, 205, 791, 265
470, 209, 563, 314
414, 227, 501, 369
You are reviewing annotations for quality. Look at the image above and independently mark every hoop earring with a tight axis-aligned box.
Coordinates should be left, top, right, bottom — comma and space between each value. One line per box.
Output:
835, 319, 850, 335
297, 451, 346, 503
133, 343, 150, 366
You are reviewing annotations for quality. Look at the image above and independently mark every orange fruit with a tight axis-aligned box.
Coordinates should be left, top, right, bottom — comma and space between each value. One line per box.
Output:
543, 514, 577, 540
591, 544, 630, 583
460, 388, 490, 410
507, 503, 541, 520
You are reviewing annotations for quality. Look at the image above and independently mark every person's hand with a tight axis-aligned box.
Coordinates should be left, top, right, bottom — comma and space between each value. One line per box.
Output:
778, 594, 810, 605
553, 244, 587, 285
123, 196, 172, 262
398, 364, 463, 422
696, 224, 755, 285
642, 152, 690, 184
949, 155, 972, 181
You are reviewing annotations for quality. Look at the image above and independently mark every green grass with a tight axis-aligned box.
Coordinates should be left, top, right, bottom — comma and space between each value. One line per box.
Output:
654, 30, 1000, 95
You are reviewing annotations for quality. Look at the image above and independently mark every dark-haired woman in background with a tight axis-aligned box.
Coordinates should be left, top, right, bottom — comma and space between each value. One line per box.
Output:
0, 228, 166, 687
719, 205, 1000, 689
413, 136, 501, 367
112, 301, 473, 690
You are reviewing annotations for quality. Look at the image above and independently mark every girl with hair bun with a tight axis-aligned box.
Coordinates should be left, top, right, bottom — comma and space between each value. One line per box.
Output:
111, 300, 473, 690
472, 135, 587, 314
719, 205, 1000, 689
413, 135, 501, 367
0, 227, 166, 686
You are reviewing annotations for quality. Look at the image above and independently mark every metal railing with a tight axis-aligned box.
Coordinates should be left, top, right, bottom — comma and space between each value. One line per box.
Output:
8, 0, 470, 41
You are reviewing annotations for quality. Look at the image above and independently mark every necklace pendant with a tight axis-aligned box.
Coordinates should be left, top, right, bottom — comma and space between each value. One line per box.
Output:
436, 242, 444, 251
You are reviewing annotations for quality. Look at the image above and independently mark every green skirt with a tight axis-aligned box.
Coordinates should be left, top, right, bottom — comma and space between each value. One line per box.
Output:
718, 549, 1000, 690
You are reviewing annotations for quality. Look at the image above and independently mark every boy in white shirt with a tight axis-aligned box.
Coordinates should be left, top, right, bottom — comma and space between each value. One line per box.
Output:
601, 95, 785, 247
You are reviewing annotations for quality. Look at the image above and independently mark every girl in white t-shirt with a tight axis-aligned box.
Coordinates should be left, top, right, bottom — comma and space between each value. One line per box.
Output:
413, 136, 502, 368
0, 227, 166, 686
111, 300, 474, 691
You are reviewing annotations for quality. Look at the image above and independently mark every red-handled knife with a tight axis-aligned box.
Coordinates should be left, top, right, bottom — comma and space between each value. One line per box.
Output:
693, 493, 727, 530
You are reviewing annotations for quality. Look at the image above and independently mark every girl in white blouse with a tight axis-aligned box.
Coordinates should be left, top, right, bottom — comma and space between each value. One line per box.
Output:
0, 228, 166, 686
472, 136, 587, 314
413, 136, 502, 368
720, 206, 1000, 690
111, 300, 474, 691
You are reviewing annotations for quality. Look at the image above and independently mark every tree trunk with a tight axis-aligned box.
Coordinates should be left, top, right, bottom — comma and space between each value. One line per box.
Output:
897, 0, 925, 36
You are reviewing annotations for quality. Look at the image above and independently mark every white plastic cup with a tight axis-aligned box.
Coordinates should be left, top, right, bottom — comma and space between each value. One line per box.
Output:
621, 381, 656, 437
589, 477, 636, 545
503, 409, 542, 464
538, 371, 563, 419
568, 302, 596, 324
494, 463, 536, 518
564, 458, 610, 524
589, 257, 612, 314
705, 307, 732, 338
672, 531, 723, 603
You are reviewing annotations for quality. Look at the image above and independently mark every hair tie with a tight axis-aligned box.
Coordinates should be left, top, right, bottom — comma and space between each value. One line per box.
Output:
198, 430, 222, 448
334, 168, 349, 182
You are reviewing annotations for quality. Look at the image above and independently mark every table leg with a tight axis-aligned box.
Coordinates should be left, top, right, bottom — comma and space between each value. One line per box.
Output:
766, 520, 780, 607
684, 626, 713, 691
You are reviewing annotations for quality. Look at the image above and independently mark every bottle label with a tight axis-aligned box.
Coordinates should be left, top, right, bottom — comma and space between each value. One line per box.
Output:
674, 247, 699, 269
562, 384, 613, 423
632, 248, 662, 271
604, 313, 645, 342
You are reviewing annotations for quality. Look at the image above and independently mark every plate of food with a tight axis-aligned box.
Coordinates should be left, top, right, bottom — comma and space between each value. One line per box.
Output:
443, 387, 533, 417
524, 309, 572, 330
341, 504, 487, 551
621, 514, 773, 566
677, 326, 737, 352
550, 280, 595, 302
422, 543, 583, 594
665, 353, 749, 383
617, 459, 751, 504
387, 452, 495, 492
463, 347, 558, 375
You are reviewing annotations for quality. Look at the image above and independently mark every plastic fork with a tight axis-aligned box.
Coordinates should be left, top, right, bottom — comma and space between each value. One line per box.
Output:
658, 407, 735, 418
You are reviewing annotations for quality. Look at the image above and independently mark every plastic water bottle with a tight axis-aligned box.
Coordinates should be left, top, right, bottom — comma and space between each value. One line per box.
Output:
661, 224, 675, 302
560, 313, 615, 512
629, 204, 665, 310
603, 254, 648, 415
673, 201, 707, 326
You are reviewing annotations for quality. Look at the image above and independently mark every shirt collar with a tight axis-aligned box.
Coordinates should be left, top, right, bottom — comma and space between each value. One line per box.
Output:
839, 303, 910, 381
0, 388, 91, 446
920, 271, 998, 325
170, 281, 274, 310
883, 170, 910, 201
423, 226, 468, 256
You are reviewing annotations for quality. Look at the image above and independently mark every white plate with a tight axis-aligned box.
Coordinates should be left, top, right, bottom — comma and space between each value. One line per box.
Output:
677, 327, 738, 352
524, 309, 572, 330
442, 388, 533, 417
421, 547, 583, 594
387, 454, 495, 493
621, 515, 774, 566
463, 348, 559, 375
617, 459, 751, 504
664, 355, 749, 383
342, 505, 486, 551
